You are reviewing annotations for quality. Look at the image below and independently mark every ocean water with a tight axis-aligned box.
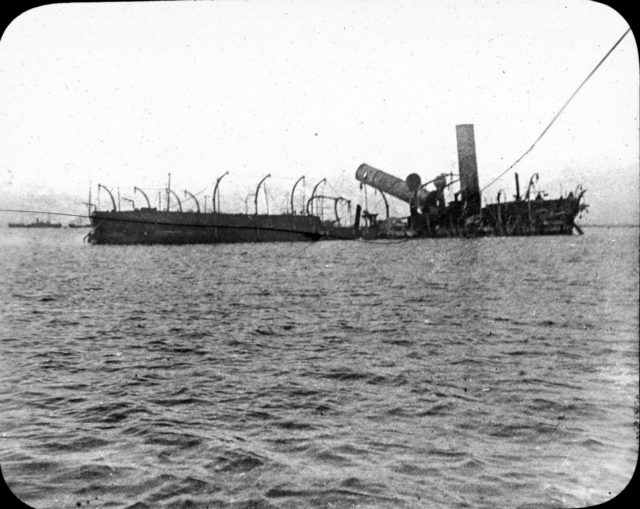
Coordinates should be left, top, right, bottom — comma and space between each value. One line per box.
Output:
0, 226, 637, 508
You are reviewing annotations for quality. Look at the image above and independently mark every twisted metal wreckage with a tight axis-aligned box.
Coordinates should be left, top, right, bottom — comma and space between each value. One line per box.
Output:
86, 123, 587, 245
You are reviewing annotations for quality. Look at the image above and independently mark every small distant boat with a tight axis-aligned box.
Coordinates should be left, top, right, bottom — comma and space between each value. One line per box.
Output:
68, 222, 91, 228
8, 217, 62, 228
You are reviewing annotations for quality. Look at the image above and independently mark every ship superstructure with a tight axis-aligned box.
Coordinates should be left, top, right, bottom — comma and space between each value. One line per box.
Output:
355, 124, 587, 238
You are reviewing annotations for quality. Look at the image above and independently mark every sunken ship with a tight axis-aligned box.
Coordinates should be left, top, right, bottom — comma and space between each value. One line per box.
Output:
87, 175, 325, 245
87, 124, 587, 245
356, 124, 587, 238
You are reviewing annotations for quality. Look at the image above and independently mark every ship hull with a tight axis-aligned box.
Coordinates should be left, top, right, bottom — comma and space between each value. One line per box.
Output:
87, 196, 584, 244
478, 197, 583, 236
88, 210, 324, 245
8, 223, 62, 228
407, 196, 584, 238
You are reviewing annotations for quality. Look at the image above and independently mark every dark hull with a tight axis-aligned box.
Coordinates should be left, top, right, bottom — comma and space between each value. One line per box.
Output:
88, 196, 584, 244
408, 196, 584, 237
8, 223, 62, 228
88, 210, 324, 245
479, 197, 583, 236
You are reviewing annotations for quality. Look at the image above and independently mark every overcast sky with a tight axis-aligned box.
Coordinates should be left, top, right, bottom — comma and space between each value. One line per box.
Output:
0, 0, 637, 222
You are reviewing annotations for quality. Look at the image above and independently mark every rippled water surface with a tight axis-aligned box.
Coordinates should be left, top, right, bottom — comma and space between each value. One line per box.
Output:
1, 226, 638, 508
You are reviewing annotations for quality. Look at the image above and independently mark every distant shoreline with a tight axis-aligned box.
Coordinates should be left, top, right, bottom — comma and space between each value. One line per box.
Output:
581, 224, 640, 228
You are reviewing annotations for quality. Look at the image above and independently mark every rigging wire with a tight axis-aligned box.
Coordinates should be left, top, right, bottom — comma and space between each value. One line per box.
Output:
480, 27, 631, 193
326, 180, 344, 198
192, 183, 215, 197
0, 208, 88, 219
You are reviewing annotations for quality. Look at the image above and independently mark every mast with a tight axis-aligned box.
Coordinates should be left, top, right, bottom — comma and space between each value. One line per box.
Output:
84, 181, 95, 217
166, 173, 171, 211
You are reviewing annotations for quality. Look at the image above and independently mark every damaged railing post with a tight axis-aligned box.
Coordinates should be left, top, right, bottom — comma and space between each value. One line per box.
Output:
213, 171, 229, 213
290, 175, 305, 215
254, 174, 271, 215
122, 197, 135, 210
98, 184, 117, 212
134, 186, 151, 208
168, 189, 182, 212
307, 178, 326, 216
184, 190, 200, 213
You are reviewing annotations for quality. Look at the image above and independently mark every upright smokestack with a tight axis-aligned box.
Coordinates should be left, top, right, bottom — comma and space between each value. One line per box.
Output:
456, 124, 481, 215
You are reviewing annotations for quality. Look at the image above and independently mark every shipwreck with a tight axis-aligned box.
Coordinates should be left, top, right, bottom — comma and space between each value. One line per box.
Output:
86, 124, 587, 245
355, 124, 587, 238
